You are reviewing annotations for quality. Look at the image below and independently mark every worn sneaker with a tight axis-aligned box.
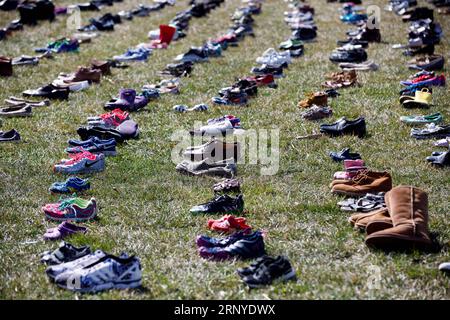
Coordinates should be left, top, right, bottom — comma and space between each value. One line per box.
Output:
49, 177, 90, 193
42, 197, 97, 221
66, 142, 117, 156
55, 255, 142, 293
67, 136, 116, 148
176, 158, 237, 177
54, 152, 105, 174
190, 194, 244, 215
241, 256, 296, 288
236, 255, 276, 277
198, 230, 265, 261
213, 178, 241, 193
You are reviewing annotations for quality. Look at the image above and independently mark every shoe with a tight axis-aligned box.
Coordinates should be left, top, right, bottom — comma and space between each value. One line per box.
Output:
236, 255, 276, 277
23, 84, 69, 100
365, 186, 434, 251
411, 123, 450, 139
58, 66, 102, 83
46, 249, 107, 280
339, 60, 379, 71
184, 138, 241, 162
68, 136, 116, 148
190, 194, 244, 215
331, 170, 392, 196
438, 262, 450, 273
251, 64, 284, 78
241, 256, 296, 288
198, 230, 265, 261
113, 47, 151, 62
66, 141, 116, 156
426, 149, 450, 166
176, 158, 237, 177
87, 108, 129, 128
189, 118, 237, 136
212, 90, 249, 105
0, 0, 18, 11
54, 152, 105, 174
174, 47, 209, 63
256, 48, 291, 67
298, 91, 328, 108
0, 129, 20, 142
4, 96, 50, 107
44, 221, 87, 241
322, 69, 358, 89
0, 105, 32, 117
54, 255, 141, 293
400, 112, 442, 124
160, 61, 193, 77
329, 148, 362, 162
196, 229, 251, 248
408, 54, 445, 71
207, 214, 250, 233
291, 25, 317, 41
213, 178, 241, 193
49, 177, 90, 193
320, 117, 366, 137
301, 105, 332, 120
41, 241, 91, 265
434, 137, 450, 148
104, 89, 148, 111
0, 56, 13, 76
43, 197, 98, 221
11, 55, 39, 66
329, 48, 367, 63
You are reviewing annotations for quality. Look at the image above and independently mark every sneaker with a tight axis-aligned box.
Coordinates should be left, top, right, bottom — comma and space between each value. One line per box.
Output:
411, 123, 450, 139
190, 194, 244, 215
42, 197, 97, 221
49, 177, 90, 193
55, 255, 141, 293
198, 230, 265, 261
66, 142, 117, 156
176, 158, 237, 177
54, 152, 105, 174
207, 215, 250, 233
241, 256, 296, 288
46, 249, 107, 280
41, 241, 91, 265
301, 105, 332, 120
400, 112, 443, 124
196, 229, 252, 248
0, 128, 20, 142
87, 108, 129, 128
256, 48, 291, 67
236, 255, 276, 277
213, 178, 241, 193
67, 136, 116, 148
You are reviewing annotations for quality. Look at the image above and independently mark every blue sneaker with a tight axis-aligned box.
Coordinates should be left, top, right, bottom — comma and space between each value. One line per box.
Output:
49, 177, 91, 193
198, 231, 265, 261
67, 136, 117, 148
113, 47, 152, 62
66, 142, 117, 156
340, 13, 367, 24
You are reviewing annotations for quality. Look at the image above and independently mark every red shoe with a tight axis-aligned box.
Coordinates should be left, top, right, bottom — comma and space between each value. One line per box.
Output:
98, 108, 129, 127
246, 74, 276, 88
207, 215, 251, 233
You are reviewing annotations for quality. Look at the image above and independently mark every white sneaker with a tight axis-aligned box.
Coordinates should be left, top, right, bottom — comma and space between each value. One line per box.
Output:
256, 48, 291, 66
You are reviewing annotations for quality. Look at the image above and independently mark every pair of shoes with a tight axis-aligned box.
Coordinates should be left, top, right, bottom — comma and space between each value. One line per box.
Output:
339, 191, 385, 212
410, 123, 450, 139
54, 150, 106, 174
407, 54, 445, 70
0, 128, 20, 142
189, 115, 243, 136
49, 177, 91, 193
44, 221, 87, 241
400, 112, 443, 124
320, 117, 367, 138
105, 89, 148, 111
301, 105, 332, 120
77, 119, 139, 143
46, 248, 141, 292
18, 0, 55, 25
237, 255, 296, 288
173, 103, 208, 112
330, 148, 362, 162
23, 84, 70, 100
329, 47, 367, 63
177, 158, 237, 177
213, 178, 241, 193
35, 38, 79, 54
322, 69, 358, 89
183, 138, 240, 162
0, 104, 32, 117
197, 230, 265, 261
331, 170, 392, 196
190, 194, 244, 215
42, 196, 98, 221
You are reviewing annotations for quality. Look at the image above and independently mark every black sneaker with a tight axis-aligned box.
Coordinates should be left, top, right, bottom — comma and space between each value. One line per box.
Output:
251, 64, 284, 78
237, 255, 276, 277
40, 241, 91, 265
190, 194, 244, 214
242, 256, 296, 288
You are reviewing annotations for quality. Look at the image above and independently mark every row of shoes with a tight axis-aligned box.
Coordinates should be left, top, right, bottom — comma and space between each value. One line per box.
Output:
41, 242, 142, 293
283, 1, 317, 43
389, 4, 449, 167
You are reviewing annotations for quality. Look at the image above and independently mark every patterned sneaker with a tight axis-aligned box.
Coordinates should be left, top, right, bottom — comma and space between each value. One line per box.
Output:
54, 152, 105, 174
41, 241, 91, 266
55, 255, 142, 293
241, 256, 296, 288
42, 197, 97, 221
196, 229, 252, 248
49, 177, 90, 193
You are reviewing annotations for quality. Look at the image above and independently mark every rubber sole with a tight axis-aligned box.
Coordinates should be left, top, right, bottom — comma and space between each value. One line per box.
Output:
58, 279, 141, 293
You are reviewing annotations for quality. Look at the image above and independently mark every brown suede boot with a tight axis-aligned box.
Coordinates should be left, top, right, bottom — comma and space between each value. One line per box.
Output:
331, 171, 392, 196
365, 186, 434, 251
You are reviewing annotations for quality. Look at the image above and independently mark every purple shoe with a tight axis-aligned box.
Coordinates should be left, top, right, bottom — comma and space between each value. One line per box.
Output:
196, 230, 251, 248
44, 221, 87, 241
104, 89, 148, 111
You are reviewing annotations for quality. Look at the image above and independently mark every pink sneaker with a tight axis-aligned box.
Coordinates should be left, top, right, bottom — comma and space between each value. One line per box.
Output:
334, 171, 358, 180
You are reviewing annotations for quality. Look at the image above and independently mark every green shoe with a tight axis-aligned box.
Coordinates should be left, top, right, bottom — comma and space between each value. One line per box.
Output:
400, 112, 443, 124
279, 39, 303, 50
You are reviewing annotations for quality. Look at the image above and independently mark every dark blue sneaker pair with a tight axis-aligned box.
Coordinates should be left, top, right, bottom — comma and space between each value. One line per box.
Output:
49, 177, 90, 193
197, 230, 265, 261
66, 137, 117, 156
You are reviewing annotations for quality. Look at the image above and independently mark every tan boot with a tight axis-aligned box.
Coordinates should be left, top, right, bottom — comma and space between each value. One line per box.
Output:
365, 185, 434, 251
349, 208, 392, 233
298, 91, 328, 108
331, 171, 392, 196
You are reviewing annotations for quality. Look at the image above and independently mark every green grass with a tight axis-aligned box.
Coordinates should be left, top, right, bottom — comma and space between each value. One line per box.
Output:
0, 0, 449, 299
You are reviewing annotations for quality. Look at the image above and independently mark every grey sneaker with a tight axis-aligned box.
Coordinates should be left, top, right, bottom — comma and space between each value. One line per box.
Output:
411, 123, 450, 139
301, 105, 332, 120
54, 153, 105, 174
176, 158, 237, 177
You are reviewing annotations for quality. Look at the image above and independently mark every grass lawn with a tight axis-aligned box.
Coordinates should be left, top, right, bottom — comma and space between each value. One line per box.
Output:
0, 0, 449, 299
